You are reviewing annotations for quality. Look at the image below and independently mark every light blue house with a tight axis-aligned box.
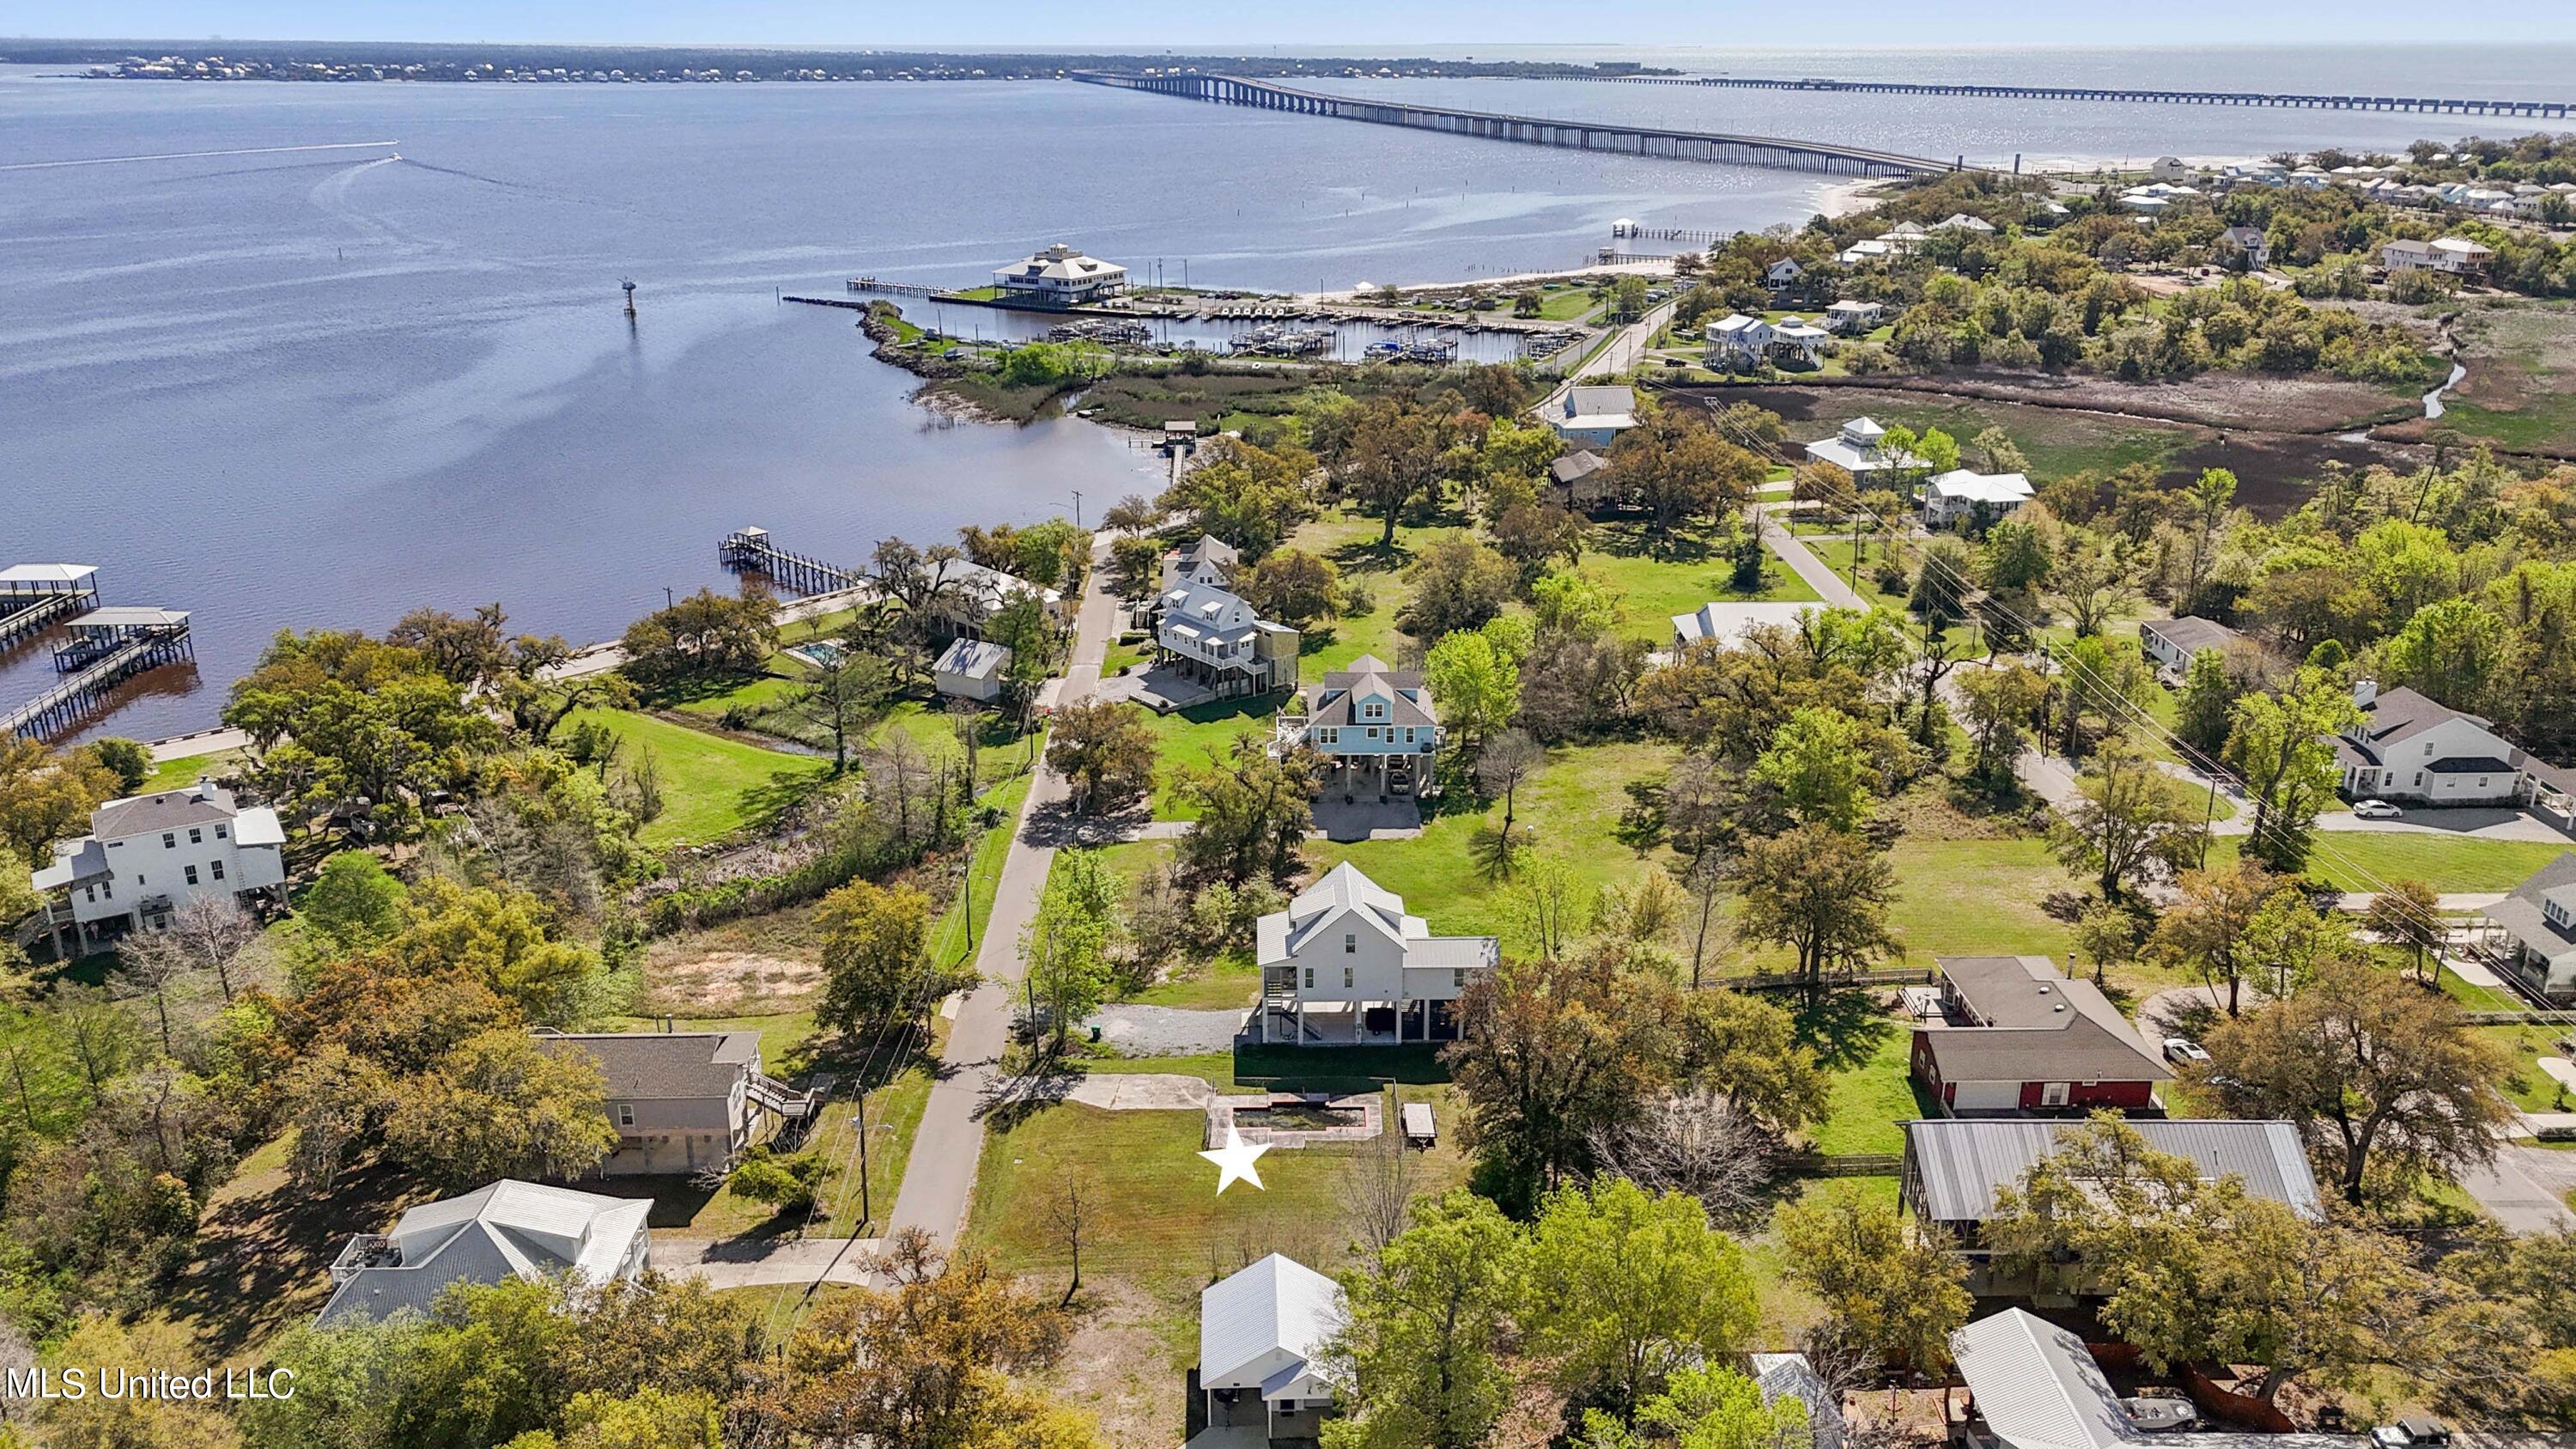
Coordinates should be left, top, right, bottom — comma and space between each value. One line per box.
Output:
1273, 654, 1440, 801
1546, 385, 1637, 449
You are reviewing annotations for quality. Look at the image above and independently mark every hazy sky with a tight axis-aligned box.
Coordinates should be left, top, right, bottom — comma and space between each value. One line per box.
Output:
9, 1, 2574, 48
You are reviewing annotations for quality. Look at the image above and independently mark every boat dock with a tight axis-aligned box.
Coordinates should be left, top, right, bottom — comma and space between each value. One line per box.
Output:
719, 527, 866, 597
0, 563, 100, 651
3, 607, 195, 740
846, 277, 941, 298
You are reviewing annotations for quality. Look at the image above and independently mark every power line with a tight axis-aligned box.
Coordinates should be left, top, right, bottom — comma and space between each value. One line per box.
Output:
1756, 457, 2489, 953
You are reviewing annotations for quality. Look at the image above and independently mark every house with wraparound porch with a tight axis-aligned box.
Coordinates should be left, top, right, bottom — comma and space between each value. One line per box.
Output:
1271, 654, 1440, 802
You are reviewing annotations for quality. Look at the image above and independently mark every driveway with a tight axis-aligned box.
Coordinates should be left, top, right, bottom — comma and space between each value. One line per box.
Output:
1089, 1004, 1249, 1056
2457, 1147, 2575, 1234
2315, 806, 2574, 843
659, 1235, 883, 1289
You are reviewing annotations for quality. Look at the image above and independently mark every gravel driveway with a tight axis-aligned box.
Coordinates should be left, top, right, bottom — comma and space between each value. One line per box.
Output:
1088, 1004, 1248, 1056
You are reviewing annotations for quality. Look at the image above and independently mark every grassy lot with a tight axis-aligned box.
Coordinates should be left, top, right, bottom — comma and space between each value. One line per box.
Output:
965, 1086, 1473, 1292
1077, 841, 1265, 1009
2202, 832, 2568, 893
1583, 521, 1824, 642
2485, 1024, 2576, 1113
1801, 999, 1934, 1157
139, 746, 250, 794
1310, 739, 1681, 953
1740, 1176, 1898, 1342
562, 708, 830, 847
1079, 1043, 1449, 1094
1140, 697, 1279, 820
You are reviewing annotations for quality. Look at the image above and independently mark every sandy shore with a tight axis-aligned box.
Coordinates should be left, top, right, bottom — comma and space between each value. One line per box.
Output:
1813, 176, 1899, 218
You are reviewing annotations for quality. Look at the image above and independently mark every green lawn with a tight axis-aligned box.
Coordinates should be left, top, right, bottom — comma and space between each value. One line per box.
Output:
1141, 697, 1279, 819
1583, 522, 1824, 643
139, 746, 249, 795
1310, 740, 1680, 953
964, 1093, 1472, 1291
1803, 1004, 1932, 1157
2203, 832, 2569, 893
1729, 835, 2090, 979
2484, 1024, 2576, 1113
562, 709, 831, 847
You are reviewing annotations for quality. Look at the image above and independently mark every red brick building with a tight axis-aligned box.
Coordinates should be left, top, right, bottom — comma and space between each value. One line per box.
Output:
1908, 955, 2171, 1116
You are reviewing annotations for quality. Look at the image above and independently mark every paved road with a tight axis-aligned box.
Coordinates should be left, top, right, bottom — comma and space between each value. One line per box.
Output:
1753, 502, 1867, 611
884, 539, 1120, 1250
2457, 1148, 2575, 1234
1531, 296, 1680, 418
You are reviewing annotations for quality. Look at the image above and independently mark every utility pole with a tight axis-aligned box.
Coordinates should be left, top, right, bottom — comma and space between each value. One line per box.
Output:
1072, 490, 1084, 530
664, 586, 675, 609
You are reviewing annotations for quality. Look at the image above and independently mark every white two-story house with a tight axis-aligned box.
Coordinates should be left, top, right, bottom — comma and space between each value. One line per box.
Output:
1273, 654, 1440, 801
1154, 579, 1299, 698
1255, 863, 1498, 1045
29, 778, 287, 953
2333, 680, 2573, 807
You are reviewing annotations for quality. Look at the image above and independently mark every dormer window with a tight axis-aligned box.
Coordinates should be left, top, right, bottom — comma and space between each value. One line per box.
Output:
2545, 898, 2569, 929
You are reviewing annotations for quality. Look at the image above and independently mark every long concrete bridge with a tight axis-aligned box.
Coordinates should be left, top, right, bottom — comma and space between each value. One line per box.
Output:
1669, 75, 2573, 119
1072, 71, 1953, 177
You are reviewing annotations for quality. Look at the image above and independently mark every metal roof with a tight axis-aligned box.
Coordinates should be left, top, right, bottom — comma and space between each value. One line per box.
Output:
0, 563, 97, 585
1950, 1309, 2356, 1449
316, 1178, 651, 1325
1200, 1253, 1346, 1391
1904, 1118, 2321, 1224
71, 606, 187, 629
934, 636, 1012, 680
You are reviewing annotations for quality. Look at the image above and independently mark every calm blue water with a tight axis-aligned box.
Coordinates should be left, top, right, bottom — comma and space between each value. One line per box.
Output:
2, 47, 2563, 736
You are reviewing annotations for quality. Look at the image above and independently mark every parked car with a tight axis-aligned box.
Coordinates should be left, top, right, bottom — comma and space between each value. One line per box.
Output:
2162, 1037, 2212, 1065
2372, 1419, 2450, 1449
2352, 799, 2405, 819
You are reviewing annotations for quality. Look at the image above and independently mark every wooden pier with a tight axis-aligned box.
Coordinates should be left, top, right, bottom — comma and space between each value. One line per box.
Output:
846, 277, 941, 298
1072, 70, 1950, 177
3, 607, 194, 740
1673, 75, 2573, 119
0, 563, 100, 651
719, 527, 865, 597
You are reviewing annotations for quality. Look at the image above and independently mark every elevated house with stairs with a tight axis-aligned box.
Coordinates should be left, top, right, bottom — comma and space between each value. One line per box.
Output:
533, 1029, 817, 1176
1255, 863, 1496, 1045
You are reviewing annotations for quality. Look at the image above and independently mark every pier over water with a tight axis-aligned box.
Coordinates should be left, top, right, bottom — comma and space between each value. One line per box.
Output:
1072, 72, 1953, 178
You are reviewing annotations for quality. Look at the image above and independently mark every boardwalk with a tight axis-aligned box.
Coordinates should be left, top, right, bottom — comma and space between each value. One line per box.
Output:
1073, 71, 1950, 177
3, 609, 194, 740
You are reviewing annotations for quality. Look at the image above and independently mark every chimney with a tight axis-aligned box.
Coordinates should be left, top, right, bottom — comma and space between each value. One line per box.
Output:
194, 775, 214, 801
2353, 678, 2379, 709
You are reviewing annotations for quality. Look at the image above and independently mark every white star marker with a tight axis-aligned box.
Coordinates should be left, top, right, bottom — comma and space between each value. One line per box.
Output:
1199, 1124, 1272, 1195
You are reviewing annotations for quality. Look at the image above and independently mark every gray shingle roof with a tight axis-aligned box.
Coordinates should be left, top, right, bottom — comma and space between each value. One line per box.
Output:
1306, 655, 1436, 730
2485, 852, 2576, 966
2140, 616, 2241, 656
92, 783, 243, 840
1904, 1118, 2322, 1224
536, 1032, 758, 1100
1917, 957, 2171, 1086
